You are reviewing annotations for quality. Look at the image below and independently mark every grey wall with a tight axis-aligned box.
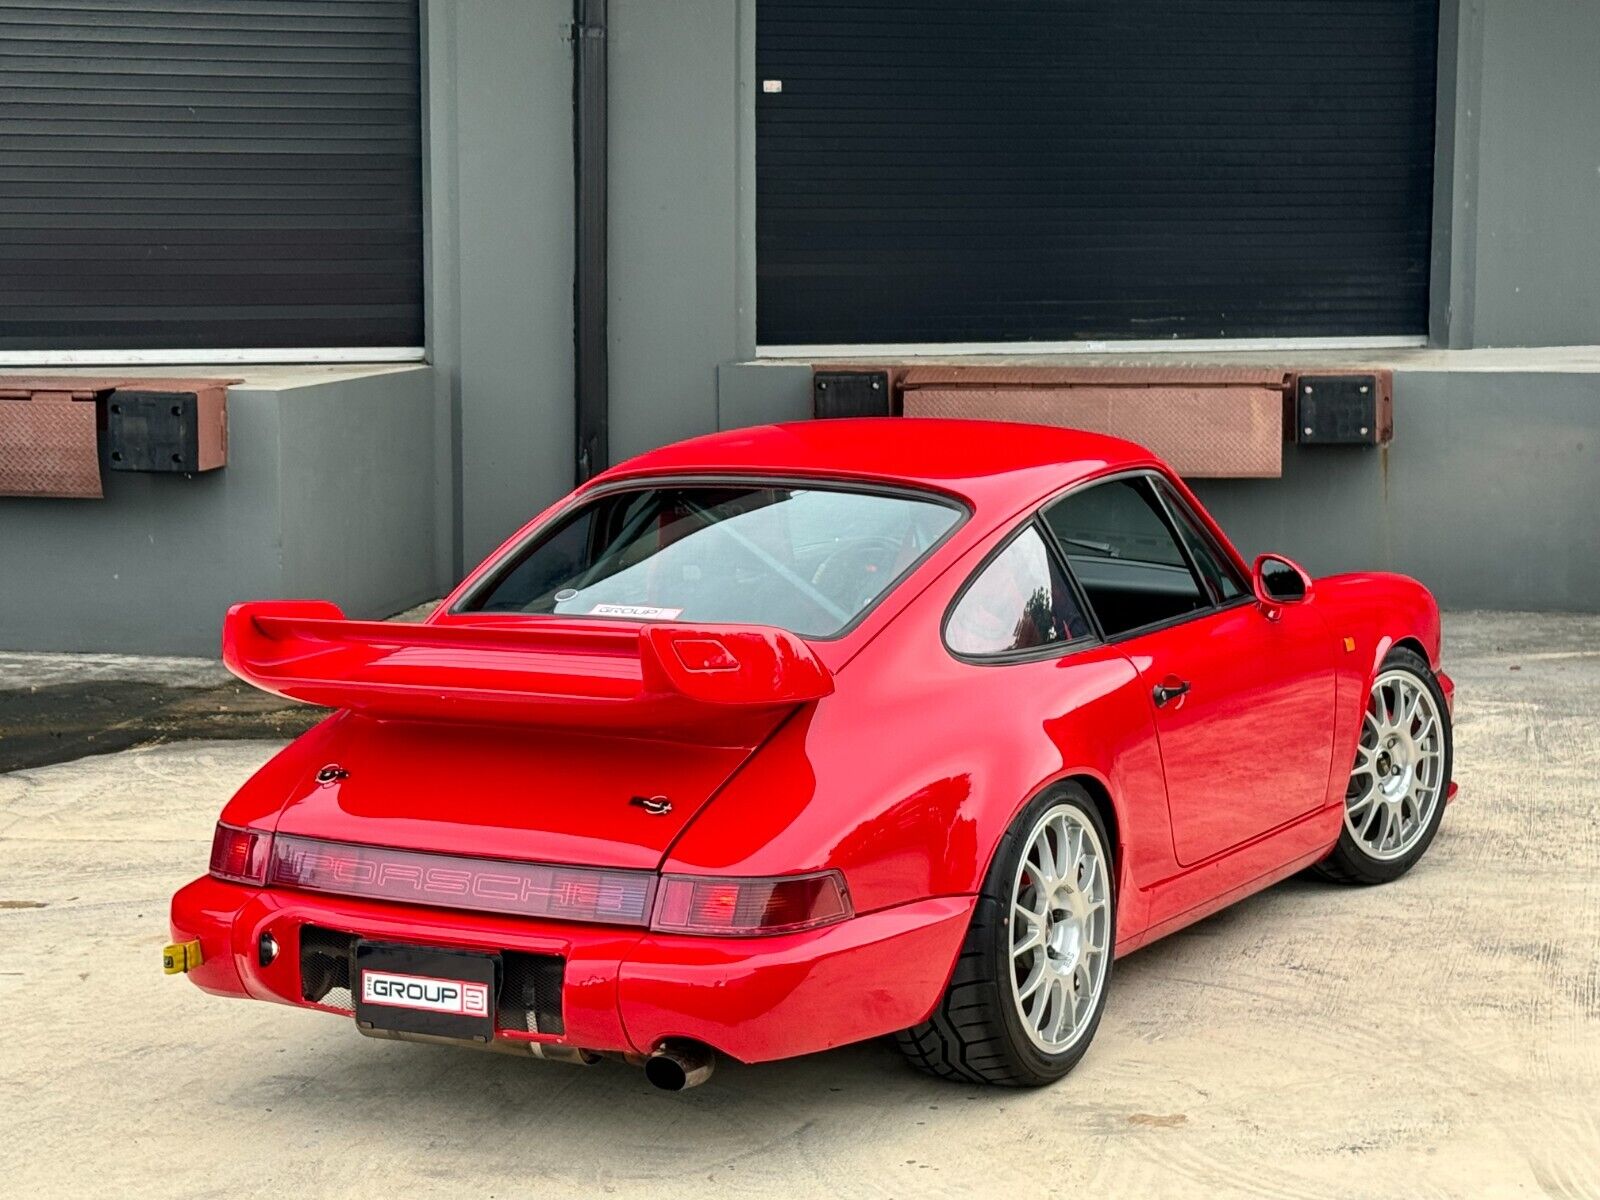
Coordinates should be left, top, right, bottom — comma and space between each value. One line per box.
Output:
423, 0, 760, 570
0, 368, 438, 655
0, 388, 284, 655
275, 370, 440, 610
1192, 369, 1600, 611
1443, 0, 1600, 347
423, 0, 758, 573
717, 360, 812, 429
607, 0, 756, 461
424, 0, 575, 571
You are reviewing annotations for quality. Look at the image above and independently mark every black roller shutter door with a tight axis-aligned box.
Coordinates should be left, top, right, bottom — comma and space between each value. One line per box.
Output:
757, 0, 1439, 346
0, 0, 423, 352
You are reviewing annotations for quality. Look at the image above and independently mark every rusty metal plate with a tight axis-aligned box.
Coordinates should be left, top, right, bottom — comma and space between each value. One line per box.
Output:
898, 365, 1294, 390
902, 385, 1283, 477
0, 390, 103, 498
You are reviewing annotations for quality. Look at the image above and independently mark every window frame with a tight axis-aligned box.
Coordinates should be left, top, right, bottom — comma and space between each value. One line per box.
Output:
944, 467, 1257, 667
451, 472, 971, 643
1147, 477, 1254, 608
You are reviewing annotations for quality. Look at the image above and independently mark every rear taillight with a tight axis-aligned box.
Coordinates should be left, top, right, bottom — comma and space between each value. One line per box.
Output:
209, 823, 272, 884
651, 870, 852, 936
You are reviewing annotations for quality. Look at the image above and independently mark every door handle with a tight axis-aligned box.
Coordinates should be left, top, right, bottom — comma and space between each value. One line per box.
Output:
1152, 679, 1191, 707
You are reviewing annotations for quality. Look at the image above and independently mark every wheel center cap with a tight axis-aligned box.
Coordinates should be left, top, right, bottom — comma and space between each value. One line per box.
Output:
1377, 733, 1416, 796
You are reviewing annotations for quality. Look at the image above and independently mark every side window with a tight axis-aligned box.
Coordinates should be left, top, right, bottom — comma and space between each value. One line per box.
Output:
1156, 481, 1247, 602
1042, 477, 1208, 637
946, 526, 1089, 657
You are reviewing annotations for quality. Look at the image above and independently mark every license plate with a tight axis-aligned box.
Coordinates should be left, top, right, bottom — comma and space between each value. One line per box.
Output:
353, 941, 499, 1043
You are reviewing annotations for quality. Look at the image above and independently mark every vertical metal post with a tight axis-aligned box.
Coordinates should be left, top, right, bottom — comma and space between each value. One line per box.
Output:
572, 0, 608, 482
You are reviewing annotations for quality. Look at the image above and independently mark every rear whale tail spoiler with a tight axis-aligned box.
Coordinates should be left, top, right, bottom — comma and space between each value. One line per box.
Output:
222, 600, 833, 731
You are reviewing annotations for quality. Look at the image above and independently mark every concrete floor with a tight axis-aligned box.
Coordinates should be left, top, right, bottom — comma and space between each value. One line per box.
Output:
1, 612, 1597, 1198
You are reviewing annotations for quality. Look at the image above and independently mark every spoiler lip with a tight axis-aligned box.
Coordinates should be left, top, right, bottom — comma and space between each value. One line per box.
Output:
221, 600, 833, 730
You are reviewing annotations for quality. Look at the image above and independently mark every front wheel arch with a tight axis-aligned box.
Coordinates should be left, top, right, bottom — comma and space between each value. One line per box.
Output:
1318, 644, 1452, 885
1392, 634, 1431, 668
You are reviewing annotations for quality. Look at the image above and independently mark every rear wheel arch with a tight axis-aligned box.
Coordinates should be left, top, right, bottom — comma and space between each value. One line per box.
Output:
1052, 774, 1130, 949
899, 777, 1118, 1085
981, 770, 1123, 894
1064, 773, 1121, 875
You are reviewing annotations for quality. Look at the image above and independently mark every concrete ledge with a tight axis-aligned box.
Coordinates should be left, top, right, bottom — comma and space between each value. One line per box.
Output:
736, 344, 1600, 372
0, 365, 440, 655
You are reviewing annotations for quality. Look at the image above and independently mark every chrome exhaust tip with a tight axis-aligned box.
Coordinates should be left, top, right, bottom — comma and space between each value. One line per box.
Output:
644, 1041, 715, 1091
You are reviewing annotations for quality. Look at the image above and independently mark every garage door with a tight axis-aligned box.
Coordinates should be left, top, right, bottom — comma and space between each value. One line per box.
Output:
757, 0, 1440, 347
0, 0, 423, 354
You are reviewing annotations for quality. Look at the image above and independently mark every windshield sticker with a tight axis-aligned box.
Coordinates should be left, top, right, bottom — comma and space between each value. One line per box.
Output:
589, 603, 683, 621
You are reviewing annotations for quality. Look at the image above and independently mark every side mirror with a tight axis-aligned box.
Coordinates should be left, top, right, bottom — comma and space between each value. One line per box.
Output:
1252, 553, 1313, 617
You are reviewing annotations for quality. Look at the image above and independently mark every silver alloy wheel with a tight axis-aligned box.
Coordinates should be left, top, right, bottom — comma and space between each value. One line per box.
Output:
1345, 668, 1445, 861
1009, 803, 1111, 1054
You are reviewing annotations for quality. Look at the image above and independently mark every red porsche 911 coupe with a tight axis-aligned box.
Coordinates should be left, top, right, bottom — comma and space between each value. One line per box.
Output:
167, 418, 1454, 1089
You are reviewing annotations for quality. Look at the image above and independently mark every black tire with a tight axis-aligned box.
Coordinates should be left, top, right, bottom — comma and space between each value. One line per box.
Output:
1314, 645, 1453, 886
895, 782, 1115, 1086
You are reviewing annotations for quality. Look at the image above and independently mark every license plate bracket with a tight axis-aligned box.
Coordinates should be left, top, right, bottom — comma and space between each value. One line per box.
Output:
353, 941, 499, 1043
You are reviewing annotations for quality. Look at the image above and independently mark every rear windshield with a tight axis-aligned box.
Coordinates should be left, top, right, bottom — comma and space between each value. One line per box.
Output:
458, 483, 963, 638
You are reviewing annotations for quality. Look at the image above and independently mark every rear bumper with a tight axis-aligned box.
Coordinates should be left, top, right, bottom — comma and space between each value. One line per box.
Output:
169, 876, 973, 1064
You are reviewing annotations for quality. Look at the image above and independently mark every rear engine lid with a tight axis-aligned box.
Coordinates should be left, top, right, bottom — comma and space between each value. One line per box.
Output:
271, 713, 769, 871
224, 600, 827, 869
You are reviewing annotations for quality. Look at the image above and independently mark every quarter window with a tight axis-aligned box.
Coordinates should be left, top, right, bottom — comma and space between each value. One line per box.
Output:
1043, 478, 1208, 637
946, 526, 1089, 657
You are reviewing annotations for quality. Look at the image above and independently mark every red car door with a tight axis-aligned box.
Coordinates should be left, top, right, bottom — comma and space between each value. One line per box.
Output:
1043, 474, 1337, 867
1120, 601, 1336, 865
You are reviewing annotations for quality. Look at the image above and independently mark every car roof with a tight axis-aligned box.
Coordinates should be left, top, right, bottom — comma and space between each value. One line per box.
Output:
595, 418, 1162, 509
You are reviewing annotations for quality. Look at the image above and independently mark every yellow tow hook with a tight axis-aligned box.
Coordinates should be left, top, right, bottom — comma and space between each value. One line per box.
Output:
163, 939, 203, 975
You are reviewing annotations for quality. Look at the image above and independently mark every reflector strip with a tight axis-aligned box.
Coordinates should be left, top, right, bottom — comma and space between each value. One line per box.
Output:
266, 834, 655, 926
